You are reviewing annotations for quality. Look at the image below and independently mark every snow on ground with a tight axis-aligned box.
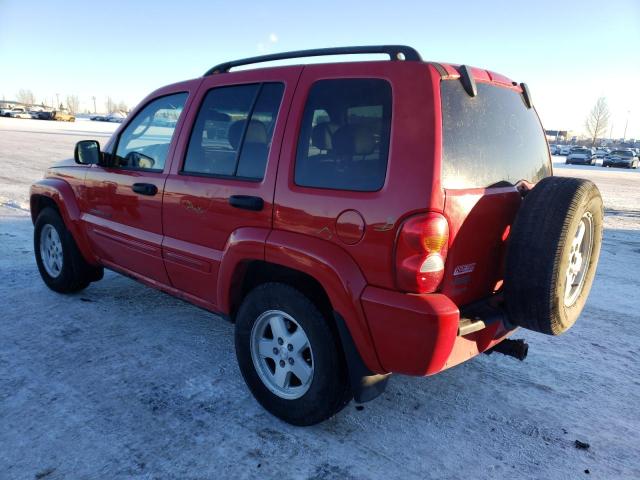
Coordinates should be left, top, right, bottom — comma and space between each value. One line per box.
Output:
1, 117, 639, 479
0, 117, 118, 212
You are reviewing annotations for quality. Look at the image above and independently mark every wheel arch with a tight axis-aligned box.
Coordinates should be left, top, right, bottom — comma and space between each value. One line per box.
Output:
30, 178, 99, 265
217, 229, 386, 376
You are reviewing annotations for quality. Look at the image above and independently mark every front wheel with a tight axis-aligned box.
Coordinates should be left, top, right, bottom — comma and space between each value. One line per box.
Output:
235, 283, 351, 425
34, 207, 103, 293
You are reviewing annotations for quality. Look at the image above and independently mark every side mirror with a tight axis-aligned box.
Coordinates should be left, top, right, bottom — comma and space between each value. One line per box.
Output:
74, 140, 101, 165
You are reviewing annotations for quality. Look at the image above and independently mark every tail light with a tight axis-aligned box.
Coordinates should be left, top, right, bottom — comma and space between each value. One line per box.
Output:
395, 212, 449, 293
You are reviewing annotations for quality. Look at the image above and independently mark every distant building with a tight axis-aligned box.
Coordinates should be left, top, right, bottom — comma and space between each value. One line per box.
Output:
0, 100, 22, 110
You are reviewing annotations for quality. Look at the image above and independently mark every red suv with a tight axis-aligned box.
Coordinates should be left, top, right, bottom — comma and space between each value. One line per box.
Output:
30, 46, 603, 425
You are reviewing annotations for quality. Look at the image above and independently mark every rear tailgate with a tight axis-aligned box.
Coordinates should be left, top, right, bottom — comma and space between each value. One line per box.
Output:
437, 76, 551, 306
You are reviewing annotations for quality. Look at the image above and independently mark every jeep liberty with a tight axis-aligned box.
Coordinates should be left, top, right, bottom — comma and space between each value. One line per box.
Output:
30, 46, 603, 425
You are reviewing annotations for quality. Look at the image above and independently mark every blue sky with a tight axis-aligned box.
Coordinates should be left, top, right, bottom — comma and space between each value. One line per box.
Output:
1, 0, 639, 137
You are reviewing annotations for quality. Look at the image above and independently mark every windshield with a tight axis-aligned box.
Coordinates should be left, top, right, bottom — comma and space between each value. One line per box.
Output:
611, 150, 632, 157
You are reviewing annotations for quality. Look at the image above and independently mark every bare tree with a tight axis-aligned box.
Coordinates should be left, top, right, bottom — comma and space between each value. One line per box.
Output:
17, 89, 36, 106
66, 95, 80, 114
585, 97, 610, 146
105, 96, 115, 113
117, 100, 128, 113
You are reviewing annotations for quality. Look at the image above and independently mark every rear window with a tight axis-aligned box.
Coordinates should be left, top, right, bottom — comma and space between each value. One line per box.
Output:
441, 80, 551, 189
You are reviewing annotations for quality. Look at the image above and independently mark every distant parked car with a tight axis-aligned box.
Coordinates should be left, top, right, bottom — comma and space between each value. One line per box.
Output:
52, 110, 75, 122
106, 114, 125, 123
3, 107, 28, 117
559, 145, 572, 155
90, 112, 125, 122
566, 147, 595, 165
36, 111, 55, 120
593, 148, 609, 159
10, 110, 32, 119
603, 149, 638, 169
549, 144, 559, 155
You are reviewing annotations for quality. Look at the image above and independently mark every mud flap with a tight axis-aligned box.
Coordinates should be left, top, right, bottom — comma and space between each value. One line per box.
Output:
333, 311, 390, 403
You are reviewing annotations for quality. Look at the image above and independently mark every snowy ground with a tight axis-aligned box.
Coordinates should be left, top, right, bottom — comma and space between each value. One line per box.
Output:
1, 117, 639, 479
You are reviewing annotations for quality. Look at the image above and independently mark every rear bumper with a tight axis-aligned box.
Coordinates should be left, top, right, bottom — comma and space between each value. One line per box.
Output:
361, 286, 514, 376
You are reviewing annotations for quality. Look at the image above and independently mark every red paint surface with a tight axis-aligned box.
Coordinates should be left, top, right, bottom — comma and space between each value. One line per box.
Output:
30, 60, 534, 376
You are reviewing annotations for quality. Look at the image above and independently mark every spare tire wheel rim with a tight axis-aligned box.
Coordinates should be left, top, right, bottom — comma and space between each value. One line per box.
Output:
250, 310, 314, 400
564, 212, 594, 307
40, 224, 63, 278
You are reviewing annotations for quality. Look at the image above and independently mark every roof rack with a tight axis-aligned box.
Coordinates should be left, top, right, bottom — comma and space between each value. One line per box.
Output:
204, 45, 422, 76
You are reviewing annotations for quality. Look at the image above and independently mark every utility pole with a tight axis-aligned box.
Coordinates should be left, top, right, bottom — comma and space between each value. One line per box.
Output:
92, 96, 97, 113
55, 93, 60, 109
609, 123, 614, 141
623, 110, 630, 142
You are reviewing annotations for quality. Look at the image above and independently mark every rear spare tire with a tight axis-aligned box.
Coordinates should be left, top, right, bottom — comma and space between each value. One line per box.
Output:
505, 177, 603, 335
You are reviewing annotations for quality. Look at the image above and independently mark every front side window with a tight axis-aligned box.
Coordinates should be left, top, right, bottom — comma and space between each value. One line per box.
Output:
294, 79, 392, 192
182, 83, 284, 180
113, 93, 187, 171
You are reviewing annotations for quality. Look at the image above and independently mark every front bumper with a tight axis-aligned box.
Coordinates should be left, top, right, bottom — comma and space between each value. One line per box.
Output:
361, 286, 514, 376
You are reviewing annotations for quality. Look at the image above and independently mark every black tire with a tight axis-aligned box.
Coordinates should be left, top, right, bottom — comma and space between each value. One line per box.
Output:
34, 207, 103, 293
505, 177, 603, 335
235, 282, 351, 426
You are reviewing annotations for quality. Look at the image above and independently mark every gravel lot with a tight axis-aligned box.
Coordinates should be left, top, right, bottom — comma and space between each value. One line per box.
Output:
1, 117, 639, 479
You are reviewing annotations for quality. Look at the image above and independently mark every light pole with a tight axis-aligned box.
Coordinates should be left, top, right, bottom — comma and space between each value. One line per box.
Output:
92, 96, 97, 113
623, 110, 630, 142
55, 93, 60, 109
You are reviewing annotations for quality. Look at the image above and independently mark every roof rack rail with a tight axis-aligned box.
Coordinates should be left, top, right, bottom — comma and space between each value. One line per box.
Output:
204, 45, 422, 76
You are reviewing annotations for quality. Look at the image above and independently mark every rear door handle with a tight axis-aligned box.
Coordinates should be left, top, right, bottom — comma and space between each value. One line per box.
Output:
132, 183, 158, 196
229, 195, 263, 211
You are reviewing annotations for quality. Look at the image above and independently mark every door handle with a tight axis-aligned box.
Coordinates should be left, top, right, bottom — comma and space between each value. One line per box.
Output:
229, 195, 264, 211
132, 183, 158, 196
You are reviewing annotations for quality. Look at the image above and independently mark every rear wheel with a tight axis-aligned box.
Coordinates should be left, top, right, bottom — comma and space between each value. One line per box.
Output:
505, 177, 603, 335
34, 207, 103, 293
235, 282, 351, 425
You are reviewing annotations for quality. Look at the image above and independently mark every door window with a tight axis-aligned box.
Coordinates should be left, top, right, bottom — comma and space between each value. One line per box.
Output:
113, 92, 188, 171
182, 83, 284, 180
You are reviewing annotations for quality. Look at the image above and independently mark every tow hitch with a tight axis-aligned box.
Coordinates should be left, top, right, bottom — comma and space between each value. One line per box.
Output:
485, 338, 528, 361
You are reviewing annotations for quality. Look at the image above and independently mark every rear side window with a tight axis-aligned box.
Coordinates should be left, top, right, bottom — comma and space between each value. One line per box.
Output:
441, 80, 551, 189
183, 83, 284, 180
294, 79, 391, 192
